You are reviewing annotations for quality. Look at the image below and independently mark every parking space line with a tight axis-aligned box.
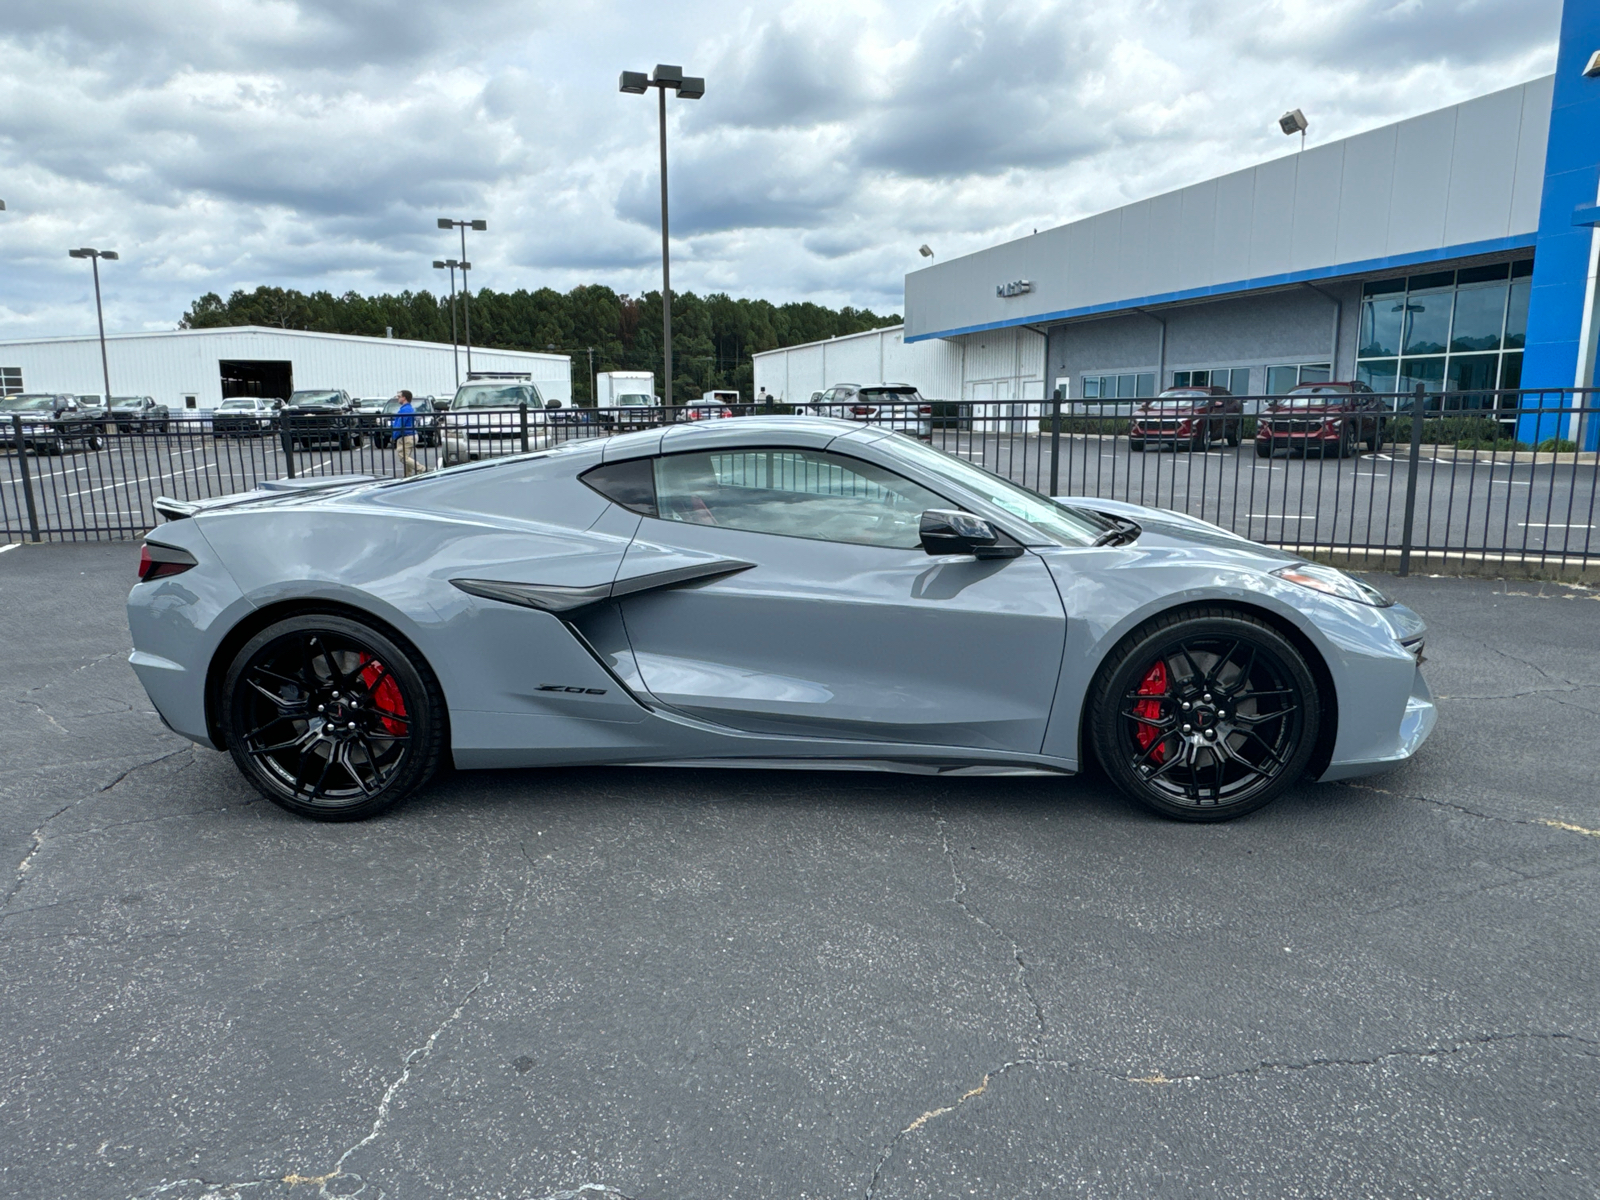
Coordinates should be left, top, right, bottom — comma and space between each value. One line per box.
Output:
0, 542, 17, 556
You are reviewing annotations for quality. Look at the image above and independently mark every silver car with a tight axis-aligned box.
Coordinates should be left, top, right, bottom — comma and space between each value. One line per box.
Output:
133, 417, 1434, 823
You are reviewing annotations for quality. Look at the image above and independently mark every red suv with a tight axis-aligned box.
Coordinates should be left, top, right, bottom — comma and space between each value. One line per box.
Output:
1256, 383, 1385, 458
1130, 387, 1244, 451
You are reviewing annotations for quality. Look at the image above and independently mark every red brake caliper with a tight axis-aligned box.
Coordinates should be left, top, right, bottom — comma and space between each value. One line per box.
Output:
358, 654, 407, 736
1134, 659, 1168, 764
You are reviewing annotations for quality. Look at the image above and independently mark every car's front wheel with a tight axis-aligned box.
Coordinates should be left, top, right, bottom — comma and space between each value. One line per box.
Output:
1089, 608, 1320, 821
220, 614, 446, 821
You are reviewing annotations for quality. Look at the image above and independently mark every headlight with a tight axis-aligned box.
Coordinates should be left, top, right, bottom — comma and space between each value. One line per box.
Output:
1271, 563, 1392, 607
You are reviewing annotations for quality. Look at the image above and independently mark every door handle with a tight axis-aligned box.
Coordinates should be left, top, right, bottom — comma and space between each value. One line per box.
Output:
452, 559, 755, 614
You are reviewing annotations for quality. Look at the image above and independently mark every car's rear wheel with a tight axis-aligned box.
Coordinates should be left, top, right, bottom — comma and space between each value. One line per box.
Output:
221, 614, 446, 821
1226, 420, 1241, 447
1255, 439, 1272, 458
1089, 608, 1319, 821
1130, 438, 1145, 452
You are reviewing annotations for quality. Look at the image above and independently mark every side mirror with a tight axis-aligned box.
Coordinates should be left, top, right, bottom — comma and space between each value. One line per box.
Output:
546, 399, 562, 409
919, 510, 1023, 559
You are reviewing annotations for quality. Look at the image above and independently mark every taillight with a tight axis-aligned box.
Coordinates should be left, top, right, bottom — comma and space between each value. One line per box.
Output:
851, 405, 873, 416
138, 542, 197, 582
918, 405, 932, 415
719, 409, 732, 418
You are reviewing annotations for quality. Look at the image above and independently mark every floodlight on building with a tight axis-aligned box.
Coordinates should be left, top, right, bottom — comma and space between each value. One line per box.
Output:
1585, 50, 1600, 77
1279, 108, 1309, 151
619, 61, 705, 407
919, 244, 934, 258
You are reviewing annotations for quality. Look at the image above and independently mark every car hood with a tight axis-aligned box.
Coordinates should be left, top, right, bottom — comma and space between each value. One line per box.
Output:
1056, 496, 1298, 564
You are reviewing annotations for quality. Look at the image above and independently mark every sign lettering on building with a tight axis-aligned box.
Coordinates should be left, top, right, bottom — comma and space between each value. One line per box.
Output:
996, 280, 1034, 298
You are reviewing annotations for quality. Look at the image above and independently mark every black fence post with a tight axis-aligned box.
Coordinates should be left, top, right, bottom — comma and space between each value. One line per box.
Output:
519, 402, 529, 453
13, 415, 41, 543
1048, 392, 1062, 496
279, 414, 296, 479
1398, 383, 1426, 576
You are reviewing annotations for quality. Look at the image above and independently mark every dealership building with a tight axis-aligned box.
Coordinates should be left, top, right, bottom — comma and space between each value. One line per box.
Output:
0, 326, 571, 411
757, 0, 1600, 446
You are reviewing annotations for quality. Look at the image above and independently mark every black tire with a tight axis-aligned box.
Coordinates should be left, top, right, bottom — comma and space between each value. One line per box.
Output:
339, 432, 353, 451
1226, 421, 1241, 447
1366, 423, 1380, 452
1254, 439, 1272, 458
87, 434, 105, 451
221, 613, 446, 821
1089, 608, 1320, 821
1130, 438, 1145, 452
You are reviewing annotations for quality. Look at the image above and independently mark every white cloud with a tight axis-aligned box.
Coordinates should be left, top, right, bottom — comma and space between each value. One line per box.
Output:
0, 0, 1561, 338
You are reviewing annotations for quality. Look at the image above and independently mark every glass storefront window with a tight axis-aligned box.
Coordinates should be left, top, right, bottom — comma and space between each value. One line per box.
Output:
1359, 281, 1405, 357
1449, 283, 1507, 352
1356, 259, 1532, 401
1082, 373, 1155, 399
1505, 278, 1530, 349
1398, 357, 1446, 394
1446, 353, 1499, 391
1357, 359, 1398, 392
1401, 287, 1454, 355
1500, 352, 1523, 390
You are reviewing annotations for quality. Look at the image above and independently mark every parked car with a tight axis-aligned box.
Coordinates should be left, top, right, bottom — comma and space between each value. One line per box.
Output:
1256, 382, 1384, 458
1130, 387, 1243, 451
137, 415, 1434, 824
109, 395, 171, 433
440, 377, 550, 465
213, 398, 280, 437
546, 401, 598, 428
280, 389, 360, 450
0, 393, 108, 453
676, 397, 735, 422
809, 384, 933, 439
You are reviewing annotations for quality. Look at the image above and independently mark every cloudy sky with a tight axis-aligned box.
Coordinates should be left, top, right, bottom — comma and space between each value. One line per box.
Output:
0, 0, 1562, 339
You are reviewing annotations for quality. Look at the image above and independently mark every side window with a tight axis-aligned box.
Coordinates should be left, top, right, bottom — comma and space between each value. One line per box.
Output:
651, 448, 946, 550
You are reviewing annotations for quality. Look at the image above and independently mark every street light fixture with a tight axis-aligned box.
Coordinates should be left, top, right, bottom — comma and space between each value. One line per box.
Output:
68, 247, 118, 411
619, 63, 705, 408
437, 217, 486, 374
1279, 108, 1308, 151
431, 258, 469, 389
918, 244, 934, 259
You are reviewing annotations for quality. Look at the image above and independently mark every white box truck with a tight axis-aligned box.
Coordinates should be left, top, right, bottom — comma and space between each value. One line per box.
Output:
595, 371, 661, 428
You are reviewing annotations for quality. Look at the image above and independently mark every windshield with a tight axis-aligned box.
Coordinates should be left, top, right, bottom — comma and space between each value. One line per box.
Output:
859, 388, 921, 404
220, 400, 259, 410
111, 397, 145, 406
884, 434, 1111, 547
0, 394, 60, 412
288, 391, 343, 407
454, 384, 538, 409
618, 393, 655, 407
1152, 391, 1208, 405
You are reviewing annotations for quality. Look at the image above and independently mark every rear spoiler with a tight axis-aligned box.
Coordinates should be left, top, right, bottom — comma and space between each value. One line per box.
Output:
154, 474, 379, 523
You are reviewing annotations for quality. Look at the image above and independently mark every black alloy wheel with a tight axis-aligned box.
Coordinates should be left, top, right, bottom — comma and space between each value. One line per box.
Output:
221, 614, 445, 820
1090, 608, 1319, 821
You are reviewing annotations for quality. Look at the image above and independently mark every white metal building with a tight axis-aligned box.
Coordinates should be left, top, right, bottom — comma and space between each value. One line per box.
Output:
0, 326, 572, 411
752, 323, 1044, 405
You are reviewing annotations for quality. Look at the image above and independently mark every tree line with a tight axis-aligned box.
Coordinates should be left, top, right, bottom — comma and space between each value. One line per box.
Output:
179, 285, 901, 404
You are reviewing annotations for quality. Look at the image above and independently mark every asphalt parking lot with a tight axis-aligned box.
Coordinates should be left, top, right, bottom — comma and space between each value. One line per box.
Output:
3, 541, 1599, 1200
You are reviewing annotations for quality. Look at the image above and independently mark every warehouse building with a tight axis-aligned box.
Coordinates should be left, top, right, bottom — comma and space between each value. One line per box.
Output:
758, 0, 1600, 446
0, 326, 571, 411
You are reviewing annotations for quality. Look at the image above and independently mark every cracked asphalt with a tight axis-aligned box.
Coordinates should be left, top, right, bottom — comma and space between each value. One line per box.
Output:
2, 541, 1598, 1200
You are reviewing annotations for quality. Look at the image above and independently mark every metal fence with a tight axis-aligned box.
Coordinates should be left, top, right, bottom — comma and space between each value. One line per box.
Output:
3, 390, 1596, 573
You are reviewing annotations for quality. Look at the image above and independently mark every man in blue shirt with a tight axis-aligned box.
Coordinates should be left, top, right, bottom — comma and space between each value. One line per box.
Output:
392, 390, 420, 476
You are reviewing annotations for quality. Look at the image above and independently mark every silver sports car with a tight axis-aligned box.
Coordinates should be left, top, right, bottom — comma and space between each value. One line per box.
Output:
130, 417, 1435, 823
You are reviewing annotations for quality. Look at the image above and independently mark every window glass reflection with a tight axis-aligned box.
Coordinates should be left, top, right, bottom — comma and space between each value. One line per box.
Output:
1449, 284, 1507, 352
1401, 288, 1454, 355
1398, 357, 1446, 394
1359, 295, 1403, 357
1357, 359, 1398, 392
1504, 279, 1530, 349
1446, 353, 1499, 392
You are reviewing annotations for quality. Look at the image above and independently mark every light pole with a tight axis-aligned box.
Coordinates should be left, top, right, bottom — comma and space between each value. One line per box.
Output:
1279, 108, 1308, 151
68, 248, 118, 409
438, 218, 486, 375
432, 258, 468, 389
619, 64, 704, 408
